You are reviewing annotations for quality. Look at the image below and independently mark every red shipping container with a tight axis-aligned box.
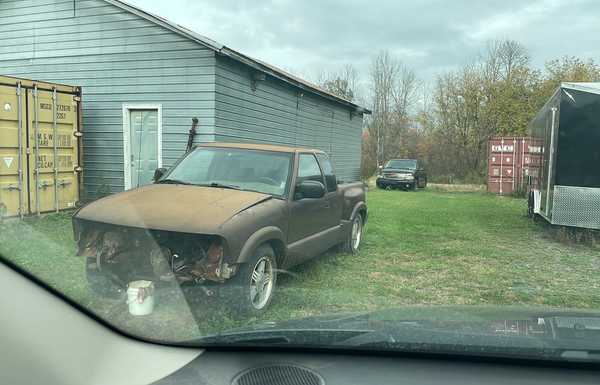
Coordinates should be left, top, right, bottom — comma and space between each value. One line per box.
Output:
487, 137, 541, 195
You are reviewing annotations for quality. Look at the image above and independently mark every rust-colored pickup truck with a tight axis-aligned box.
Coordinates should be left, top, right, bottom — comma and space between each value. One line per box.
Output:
73, 143, 367, 313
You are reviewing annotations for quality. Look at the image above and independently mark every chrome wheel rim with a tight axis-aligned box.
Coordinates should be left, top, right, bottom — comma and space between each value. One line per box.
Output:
249, 257, 274, 310
351, 216, 362, 251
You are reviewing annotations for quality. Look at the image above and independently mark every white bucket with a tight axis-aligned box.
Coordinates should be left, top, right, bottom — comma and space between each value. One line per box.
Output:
127, 280, 155, 316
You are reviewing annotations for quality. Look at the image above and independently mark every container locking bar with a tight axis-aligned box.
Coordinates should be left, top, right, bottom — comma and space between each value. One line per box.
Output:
34, 84, 41, 216
16, 82, 24, 218
52, 88, 59, 213
38, 181, 54, 190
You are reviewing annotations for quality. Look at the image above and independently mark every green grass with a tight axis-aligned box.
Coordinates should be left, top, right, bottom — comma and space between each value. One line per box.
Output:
1, 189, 600, 342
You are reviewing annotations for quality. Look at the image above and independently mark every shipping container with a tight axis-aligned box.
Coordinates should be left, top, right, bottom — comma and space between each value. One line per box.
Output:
528, 82, 600, 230
0, 75, 82, 219
487, 137, 541, 195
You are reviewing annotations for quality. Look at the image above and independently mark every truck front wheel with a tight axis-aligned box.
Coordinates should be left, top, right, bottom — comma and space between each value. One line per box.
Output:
228, 244, 277, 315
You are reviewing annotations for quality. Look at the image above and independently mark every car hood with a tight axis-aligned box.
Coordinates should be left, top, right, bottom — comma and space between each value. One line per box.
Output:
75, 184, 272, 234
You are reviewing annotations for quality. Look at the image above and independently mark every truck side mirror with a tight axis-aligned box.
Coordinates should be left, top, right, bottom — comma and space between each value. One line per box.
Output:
153, 168, 168, 182
297, 180, 326, 199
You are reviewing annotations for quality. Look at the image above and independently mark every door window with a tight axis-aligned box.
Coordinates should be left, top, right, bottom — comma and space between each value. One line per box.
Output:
316, 153, 337, 192
297, 154, 324, 184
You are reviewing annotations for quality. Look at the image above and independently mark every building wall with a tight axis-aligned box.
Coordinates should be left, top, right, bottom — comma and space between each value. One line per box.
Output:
214, 56, 363, 182
0, 0, 216, 199
0, 0, 364, 198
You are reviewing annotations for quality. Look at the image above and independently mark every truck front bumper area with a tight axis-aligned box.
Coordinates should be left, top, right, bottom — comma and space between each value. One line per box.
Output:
376, 177, 415, 190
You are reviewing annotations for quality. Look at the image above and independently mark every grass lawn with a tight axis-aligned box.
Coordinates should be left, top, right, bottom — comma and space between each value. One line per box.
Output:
1, 188, 599, 342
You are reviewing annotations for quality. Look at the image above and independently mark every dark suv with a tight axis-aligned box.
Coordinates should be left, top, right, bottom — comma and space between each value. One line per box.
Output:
376, 159, 427, 190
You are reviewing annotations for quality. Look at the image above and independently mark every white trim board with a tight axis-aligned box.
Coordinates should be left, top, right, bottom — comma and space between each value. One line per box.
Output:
122, 104, 163, 190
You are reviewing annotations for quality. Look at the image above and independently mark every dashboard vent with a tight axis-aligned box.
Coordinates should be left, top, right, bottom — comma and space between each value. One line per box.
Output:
233, 364, 324, 385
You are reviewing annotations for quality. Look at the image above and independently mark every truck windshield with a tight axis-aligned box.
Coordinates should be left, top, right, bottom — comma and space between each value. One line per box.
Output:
386, 160, 417, 169
164, 147, 293, 197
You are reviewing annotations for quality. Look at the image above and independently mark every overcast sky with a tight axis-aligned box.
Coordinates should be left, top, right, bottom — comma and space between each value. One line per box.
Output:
126, 0, 599, 97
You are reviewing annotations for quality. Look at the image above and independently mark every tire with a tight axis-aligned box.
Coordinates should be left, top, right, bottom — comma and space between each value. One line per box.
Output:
342, 214, 364, 254
227, 244, 277, 315
411, 181, 417, 191
419, 177, 428, 189
527, 191, 535, 219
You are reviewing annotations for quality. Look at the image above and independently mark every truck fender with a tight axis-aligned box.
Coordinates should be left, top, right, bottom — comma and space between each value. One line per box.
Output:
350, 202, 368, 224
237, 226, 286, 264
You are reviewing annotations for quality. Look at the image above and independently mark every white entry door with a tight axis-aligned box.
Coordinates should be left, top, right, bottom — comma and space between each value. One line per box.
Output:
123, 104, 162, 190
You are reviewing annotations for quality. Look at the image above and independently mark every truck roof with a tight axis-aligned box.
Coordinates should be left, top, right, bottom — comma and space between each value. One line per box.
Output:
198, 142, 324, 154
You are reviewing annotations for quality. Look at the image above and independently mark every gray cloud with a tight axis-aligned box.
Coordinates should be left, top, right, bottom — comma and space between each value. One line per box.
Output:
126, 0, 600, 94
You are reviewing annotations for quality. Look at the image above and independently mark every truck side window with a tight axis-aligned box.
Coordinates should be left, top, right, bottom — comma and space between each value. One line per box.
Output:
316, 153, 337, 192
298, 154, 324, 185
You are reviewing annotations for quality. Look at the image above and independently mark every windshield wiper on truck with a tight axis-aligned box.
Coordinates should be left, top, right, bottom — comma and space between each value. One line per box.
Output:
202, 182, 242, 190
156, 178, 193, 185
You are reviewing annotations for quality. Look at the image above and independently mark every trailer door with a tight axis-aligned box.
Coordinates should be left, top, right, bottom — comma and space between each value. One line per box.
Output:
539, 102, 559, 218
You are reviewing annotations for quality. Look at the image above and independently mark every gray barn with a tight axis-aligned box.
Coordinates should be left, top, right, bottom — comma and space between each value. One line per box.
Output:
0, 0, 368, 199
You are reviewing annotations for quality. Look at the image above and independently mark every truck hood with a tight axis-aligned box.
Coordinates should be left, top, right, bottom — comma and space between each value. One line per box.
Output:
383, 167, 415, 174
75, 184, 272, 234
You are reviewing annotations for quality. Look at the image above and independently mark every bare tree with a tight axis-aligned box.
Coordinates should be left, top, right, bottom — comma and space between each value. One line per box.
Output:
362, 51, 421, 176
318, 64, 359, 102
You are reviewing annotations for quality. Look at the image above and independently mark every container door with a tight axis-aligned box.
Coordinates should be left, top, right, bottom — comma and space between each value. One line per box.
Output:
0, 83, 26, 218
28, 87, 80, 215
129, 110, 159, 188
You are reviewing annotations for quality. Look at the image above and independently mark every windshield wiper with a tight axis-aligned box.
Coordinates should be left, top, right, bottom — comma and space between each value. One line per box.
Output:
156, 178, 193, 185
202, 182, 241, 190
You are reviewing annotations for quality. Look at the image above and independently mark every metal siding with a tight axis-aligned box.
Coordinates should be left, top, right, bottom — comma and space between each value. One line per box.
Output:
0, 0, 216, 200
214, 57, 363, 182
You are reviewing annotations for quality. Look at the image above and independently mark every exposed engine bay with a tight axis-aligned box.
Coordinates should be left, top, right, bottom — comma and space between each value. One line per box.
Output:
74, 220, 236, 289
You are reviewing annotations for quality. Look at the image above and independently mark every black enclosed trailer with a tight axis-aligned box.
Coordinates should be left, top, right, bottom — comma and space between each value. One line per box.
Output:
528, 82, 600, 230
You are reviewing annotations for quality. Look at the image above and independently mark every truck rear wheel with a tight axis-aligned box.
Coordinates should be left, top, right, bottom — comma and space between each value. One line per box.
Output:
228, 244, 277, 315
342, 214, 363, 254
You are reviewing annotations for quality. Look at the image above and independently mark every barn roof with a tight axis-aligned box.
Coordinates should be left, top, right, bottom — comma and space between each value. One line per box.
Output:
103, 0, 371, 114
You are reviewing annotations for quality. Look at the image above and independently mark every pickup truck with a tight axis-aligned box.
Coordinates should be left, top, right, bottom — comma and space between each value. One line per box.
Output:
376, 159, 428, 190
73, 143, 367, 313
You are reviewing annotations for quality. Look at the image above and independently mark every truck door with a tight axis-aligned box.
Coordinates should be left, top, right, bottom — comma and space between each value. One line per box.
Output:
288, 153, 332, 264
315, 153, 343, 229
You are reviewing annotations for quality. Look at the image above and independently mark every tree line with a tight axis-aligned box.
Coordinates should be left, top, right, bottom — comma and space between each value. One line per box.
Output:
317, 40, 600, 182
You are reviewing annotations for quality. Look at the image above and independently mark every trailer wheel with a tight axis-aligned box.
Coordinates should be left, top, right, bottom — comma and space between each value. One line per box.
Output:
527, 191, 535, 219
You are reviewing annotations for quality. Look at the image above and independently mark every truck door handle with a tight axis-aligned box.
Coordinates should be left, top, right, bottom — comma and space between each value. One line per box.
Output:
322, 202, 330, 209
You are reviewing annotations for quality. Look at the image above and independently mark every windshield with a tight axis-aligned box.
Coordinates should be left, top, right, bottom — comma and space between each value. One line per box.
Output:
2, 0, 600, 365
164, 147, 293, 197
386, 160, 417, 169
